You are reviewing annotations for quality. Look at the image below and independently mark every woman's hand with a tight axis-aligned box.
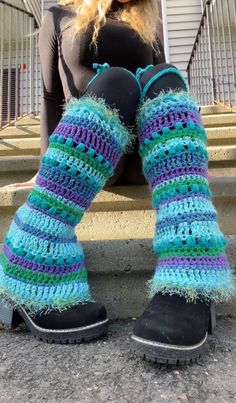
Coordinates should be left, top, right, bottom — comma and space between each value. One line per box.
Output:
7, 173, 37, 188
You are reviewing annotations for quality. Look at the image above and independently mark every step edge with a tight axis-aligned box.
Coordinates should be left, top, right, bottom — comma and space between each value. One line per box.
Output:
0, 178, 236, 208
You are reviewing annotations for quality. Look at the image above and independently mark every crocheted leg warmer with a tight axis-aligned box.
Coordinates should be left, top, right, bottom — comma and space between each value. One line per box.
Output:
0, 96, 130, 313
137, 89, 235, 303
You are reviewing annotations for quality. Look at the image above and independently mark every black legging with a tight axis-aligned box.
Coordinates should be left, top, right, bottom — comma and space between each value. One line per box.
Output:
83, 63, 187, 185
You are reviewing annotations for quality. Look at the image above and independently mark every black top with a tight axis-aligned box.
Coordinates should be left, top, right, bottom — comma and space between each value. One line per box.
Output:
38, 4, 166, 152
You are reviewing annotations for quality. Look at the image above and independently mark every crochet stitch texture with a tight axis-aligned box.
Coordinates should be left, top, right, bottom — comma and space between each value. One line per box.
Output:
0, 96, 130, 313
137, 88, 235, 302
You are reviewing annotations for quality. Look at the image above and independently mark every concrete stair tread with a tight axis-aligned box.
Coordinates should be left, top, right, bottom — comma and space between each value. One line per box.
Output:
0, 138, 40, 156
1, 107, 236, 319
0, 155, 40, 172
0, 106, 235, 143
0, 236, 235, 319
200, 105, 233, 115
2, 126, 236, 141
207, 126, 236, 138
209, 144, 236, 160
0, 125, 40, 139
203, 114, 236, 127
0, 177, 236, 209
1, 233, 236, 272
1, 137, 236, 157
11, 116, 40, 126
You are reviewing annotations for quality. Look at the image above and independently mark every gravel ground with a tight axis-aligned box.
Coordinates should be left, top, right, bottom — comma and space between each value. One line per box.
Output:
0, 318, 235, 403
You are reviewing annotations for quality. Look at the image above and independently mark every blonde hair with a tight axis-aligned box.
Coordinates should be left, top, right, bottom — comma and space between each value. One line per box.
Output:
58, 0, 160, 50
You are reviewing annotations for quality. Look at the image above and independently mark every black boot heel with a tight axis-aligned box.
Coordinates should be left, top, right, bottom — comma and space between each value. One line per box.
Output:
0, 297, 109, 343
0, 298, 22, 329
208, 301, 216, 335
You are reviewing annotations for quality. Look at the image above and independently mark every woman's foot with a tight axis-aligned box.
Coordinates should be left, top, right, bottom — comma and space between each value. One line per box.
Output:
132, 293, 216, 365
0, 299, 109, 344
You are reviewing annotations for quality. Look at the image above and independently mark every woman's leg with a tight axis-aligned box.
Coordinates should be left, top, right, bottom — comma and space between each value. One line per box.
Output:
132, 63, 235, 364
85, 66, 141, 185
0, 67, 140, 342
9, 66, 141, 188
123, 63, 187, 185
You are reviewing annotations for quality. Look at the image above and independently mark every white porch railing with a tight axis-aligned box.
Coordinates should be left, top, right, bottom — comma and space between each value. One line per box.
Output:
187, 0, 236, 110
0, 0, 39, 129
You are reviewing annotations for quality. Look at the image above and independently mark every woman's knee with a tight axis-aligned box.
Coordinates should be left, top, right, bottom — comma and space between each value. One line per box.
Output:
139, 63, 178, 86
85, 67, 141, 126
139, 63, 187, 99
86, 67, 141, 101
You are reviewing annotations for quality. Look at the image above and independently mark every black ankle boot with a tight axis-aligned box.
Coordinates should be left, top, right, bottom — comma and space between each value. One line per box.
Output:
132, 293, 216, 365
0, 299, 108, 344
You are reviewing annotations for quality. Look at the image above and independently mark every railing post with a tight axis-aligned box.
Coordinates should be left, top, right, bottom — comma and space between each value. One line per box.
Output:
0, 0, 38, 129
15, 6, 19, 121
30, 16, 34, 115
225, 0, 236, 105
7, 5, 12, 124
186, 0, 236, 109
218, 0, 231, 106
20, 11, 24, 118
206, 0, 216, 103
0, 3, 4, 129
187, 65, 190, 89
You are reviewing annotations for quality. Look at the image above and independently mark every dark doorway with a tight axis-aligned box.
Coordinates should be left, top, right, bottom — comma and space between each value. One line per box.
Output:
2, 68, 20, 125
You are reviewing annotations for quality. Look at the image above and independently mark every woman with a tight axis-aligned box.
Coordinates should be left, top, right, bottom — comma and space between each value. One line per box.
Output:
0, 0, 234, 366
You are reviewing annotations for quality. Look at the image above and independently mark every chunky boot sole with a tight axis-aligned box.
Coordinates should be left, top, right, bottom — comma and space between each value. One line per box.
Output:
0, 299, 109, 344
131, 302, 216, 366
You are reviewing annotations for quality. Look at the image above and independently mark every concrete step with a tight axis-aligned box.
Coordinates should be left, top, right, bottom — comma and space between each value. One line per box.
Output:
0, 138, 40, 156
207, 127, 236, 145
12, 116, 40, 126
0, 156, 40, 172
0, 109, 235, 141
2, 126, 236, 144
200, 105, 232, 115
0, 177, 236, 243
209, 145, 236, 161
2, 108, 229, 127
0, 156, 40, 187
1, 148, 236, 187
202, 113, 236, 127
0, 125, 40, 139
0, 177, 235, 319
1, 135, 236, 157
0, 234, 235, 320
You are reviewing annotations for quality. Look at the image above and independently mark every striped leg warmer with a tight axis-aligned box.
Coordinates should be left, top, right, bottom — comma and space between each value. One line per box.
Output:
137, 88, 235, 302
0, 97, 130, 313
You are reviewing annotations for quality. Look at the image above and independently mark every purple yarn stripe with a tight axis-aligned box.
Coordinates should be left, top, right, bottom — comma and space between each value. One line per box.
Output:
54, 125, 119, 167
57, 121, 121, 153
140, 106, 201, 132
3, 243, 84, 275
158, 254, 228, 267
139, 112, 202, 144
149, 166, 208, 189
146, 152, 207, 181
39, 164, 99, 199
14, 213, 77, 243
36, 175, 91, 211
